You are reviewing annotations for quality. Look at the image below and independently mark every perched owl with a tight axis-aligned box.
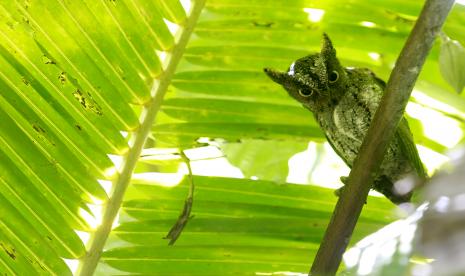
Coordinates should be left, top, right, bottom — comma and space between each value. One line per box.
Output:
264, 34, 426, 204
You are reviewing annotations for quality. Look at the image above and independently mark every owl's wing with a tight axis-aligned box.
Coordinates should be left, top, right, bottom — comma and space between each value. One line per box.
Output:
372, 73, 427, 179
323, 133, 352, 168
395, 117, 428, 178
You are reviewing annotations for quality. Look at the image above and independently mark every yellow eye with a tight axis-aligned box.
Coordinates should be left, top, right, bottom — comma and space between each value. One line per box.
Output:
298, 89, 312, 97
329, 70, 339, 83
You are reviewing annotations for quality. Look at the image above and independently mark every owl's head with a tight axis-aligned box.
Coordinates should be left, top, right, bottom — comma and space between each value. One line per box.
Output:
264, 34, 345, 111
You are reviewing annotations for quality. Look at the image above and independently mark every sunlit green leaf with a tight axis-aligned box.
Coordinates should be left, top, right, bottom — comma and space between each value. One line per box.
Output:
221, 139, 308, 182
1, 1, 465, 275
439, 33, 465, 94
100, 176, 395, 275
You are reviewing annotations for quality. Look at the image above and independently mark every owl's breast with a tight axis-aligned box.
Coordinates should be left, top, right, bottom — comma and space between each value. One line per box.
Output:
317, 86, 411, 183
317, 90, 374, 165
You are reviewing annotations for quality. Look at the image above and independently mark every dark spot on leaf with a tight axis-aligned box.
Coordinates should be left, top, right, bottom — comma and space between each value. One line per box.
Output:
72, 89, 103, 115
32, 124, 45, 133
75, 124, 82, 131
46, 236, 52, 241
21, 76, 29, 86
5, 250, 15, 260
58, 72, 66, 84
42, 55, 56, 65
385, 10, 416, 24
0, 243, 16, 260
252, 21, 274, 28
37, 261, 46, 271
32, 124, 56, 146
72, 89, 86, 107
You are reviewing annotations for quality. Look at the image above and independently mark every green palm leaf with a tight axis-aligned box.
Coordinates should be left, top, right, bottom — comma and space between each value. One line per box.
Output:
1, 1, 465, 275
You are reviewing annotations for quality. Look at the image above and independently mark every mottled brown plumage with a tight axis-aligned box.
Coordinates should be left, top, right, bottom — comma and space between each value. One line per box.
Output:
264, 34, 426, 204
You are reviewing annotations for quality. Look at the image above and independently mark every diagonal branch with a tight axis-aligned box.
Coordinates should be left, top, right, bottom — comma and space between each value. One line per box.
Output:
76, 1, 206, 275
310, 0, 455, 275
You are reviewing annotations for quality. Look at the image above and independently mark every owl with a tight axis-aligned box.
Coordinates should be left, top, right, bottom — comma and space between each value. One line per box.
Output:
264, 34, 426, 204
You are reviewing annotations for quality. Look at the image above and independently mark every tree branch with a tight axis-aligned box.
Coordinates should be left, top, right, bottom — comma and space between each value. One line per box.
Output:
310, 0, 455, 275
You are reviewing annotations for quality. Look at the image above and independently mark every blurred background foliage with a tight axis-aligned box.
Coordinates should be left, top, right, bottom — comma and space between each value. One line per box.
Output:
121, 0, 465, 274
155, 0, 465, 183
1, 0, 465, 275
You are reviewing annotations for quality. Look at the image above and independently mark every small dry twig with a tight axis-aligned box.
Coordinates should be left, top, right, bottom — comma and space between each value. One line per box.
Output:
164, 151, 195, 245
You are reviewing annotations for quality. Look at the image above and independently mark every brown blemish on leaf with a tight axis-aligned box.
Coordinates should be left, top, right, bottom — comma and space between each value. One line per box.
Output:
32, 124, 56, 146
0, 242, 16, 260
36, 261, 46, 271
32, 124, 45, 134
21, 76, 29, 86
72, 89, 103, 115
252, 21, 274, 28
58, 72, 66, 84
75, 124, 82, 131
72, 89, 86, 108
385, 10, 416, 24
42, 55, 55, 65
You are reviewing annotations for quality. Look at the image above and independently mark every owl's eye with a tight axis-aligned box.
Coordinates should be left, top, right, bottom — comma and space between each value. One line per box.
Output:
298, 89, 313, 97
329, 70, 339, 83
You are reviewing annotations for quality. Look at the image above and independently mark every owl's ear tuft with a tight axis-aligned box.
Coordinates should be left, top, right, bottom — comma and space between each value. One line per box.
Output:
264, 68, 293, 85
321, 33, 337, 60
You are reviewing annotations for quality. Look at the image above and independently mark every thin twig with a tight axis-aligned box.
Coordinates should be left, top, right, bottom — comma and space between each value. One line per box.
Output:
164, 151, 195, 245
310, 0, 455, 275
